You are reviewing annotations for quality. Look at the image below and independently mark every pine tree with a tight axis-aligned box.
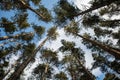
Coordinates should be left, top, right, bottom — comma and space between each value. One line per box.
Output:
8, 27, 58, 80
59, 40, 95, 80
0, 0, 53, 79
64, 21, 120, 59
1, 0, 120, 79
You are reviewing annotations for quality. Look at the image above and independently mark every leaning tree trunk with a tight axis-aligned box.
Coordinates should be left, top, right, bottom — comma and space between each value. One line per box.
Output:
41, 63, 49, 80
8, 37, 49, 80
73, 55, 95, 80
99, 19, 120, 25
74, 0, 119, 17
75, 33, 120, 59
19, 0, 46, 20
0, 32, 33, 41
100, 19, 120, 23
69, 64, 76, 80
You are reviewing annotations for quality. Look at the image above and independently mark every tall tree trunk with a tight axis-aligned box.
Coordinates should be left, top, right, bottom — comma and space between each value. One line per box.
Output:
74, 0, 119, 17
1, 56, 25, 80
41, 63, 49, 80
101, 19, 120, 23
75, 33, 120, 59
69, 64, 76, 80
0, 32, 33, 41
74, 55, 95, 80
8, 37, 49, 80
19, 0, 46, 20
100, 19, 120, 25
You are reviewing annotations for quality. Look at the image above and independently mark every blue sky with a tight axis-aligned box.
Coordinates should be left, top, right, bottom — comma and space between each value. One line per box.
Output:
0, 0, 107, 80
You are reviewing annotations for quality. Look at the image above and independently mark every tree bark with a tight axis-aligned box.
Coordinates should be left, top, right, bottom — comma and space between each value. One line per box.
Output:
0, 32, 33, 41
101, 19, 120, 23
41, 63, 49, 80
75, 33, 120, 59
8, 37, 49, 80
76, 56, 95, 80
74, 0, 119, 17
19, 0, 46, 20
69, 64, 76, 80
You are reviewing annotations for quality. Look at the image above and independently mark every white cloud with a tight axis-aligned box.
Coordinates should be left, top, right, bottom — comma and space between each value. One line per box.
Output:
73, 0, 91, 10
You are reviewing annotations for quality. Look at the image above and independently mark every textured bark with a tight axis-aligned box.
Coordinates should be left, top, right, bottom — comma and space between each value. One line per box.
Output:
74, 0, 119, 17
69, 64, 76, 80
75, 33, 120, 59
19, 0, 46, 20
75, 56, 95, 80
0, 70, 10, 80
8, 37, 49, 80
41, 63, 49, 80
101, 19, 120, 23
0, 32, 33, 41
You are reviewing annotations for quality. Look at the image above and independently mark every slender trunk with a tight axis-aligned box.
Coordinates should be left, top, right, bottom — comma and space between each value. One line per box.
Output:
75, 55, 95, 80
75, 33, 120, 59
2, 56, 24, 80
69, 64, 76, 80
0, 70, 10, 80
8, 37, 49, 80
100, 19, 120, 24
0, 32, 33, 41
19, 0, 46, 20
1, 61, 18, 80
74, 0, 119, 17
41, 63, 49, 80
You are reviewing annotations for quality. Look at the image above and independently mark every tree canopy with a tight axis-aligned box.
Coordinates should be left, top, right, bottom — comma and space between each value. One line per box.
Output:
0, 0, 120, 80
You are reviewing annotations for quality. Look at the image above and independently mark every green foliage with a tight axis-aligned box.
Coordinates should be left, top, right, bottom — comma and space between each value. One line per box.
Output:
59, 40, 87, 80
103, 73, 116, 80
0, 0, 13, 10
92, 53, 120, 74
110, 61, 120, 74
4, 23, 16, 34
89, 0, 104, 7
0, 46, 15, 58
99, 3, 120, 16
33, 63, 52, 79
60, 39, 85, 58
23, 43, 35, 58
54, 72, 68, 80
37, 5, 52, 22
33, 64, 46, 74
0, 0, 120, 79
94, 27, 112, 37
31, 0, 41, 5
82, 14, 101, 27
47, 27, 58, 40
14, 13, 30, 29
19, 32, 34, 42
0, 66, 5, 78
0, 17, 16, 33
54, 0, 80, 25
32, 25, 45, 37
112, 30, 120, 47
64, 20, 80, 36
41, 48, 58, 64
60, 40, 75, 52
112, 30, 120, 39
92, 53, 108, 72
99, 20, 120, 28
